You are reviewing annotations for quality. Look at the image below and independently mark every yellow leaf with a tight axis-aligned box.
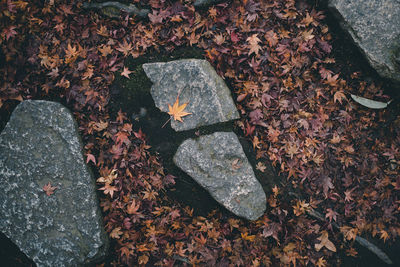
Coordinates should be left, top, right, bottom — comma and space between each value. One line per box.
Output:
167, 95, 192, 122
241, 232, 256, 242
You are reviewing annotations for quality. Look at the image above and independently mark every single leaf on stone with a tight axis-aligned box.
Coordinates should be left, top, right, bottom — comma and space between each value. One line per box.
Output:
43, 182, 57, 196
167, 95, 192, 122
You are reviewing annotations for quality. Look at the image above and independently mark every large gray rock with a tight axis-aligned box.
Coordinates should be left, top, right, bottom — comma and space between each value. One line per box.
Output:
173, 132, 266, 220
328, 0, 400, 83
143, 59, 240, 131
0, 100, 108, 266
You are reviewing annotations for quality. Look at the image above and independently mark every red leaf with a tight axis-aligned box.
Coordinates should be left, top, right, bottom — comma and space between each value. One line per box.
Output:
86, 153, 96, 164
43, 182, 58, 196
2, 26, 17, 41
230, 31, 240, 43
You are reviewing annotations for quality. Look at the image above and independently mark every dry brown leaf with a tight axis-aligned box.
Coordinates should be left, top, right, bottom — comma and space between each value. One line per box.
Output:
315, 231, 336, 252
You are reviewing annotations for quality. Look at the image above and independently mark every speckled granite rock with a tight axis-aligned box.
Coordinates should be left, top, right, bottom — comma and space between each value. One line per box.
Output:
0, 100, 108, 266
173, 132, 266, 220
328, 0, 400, 83
143, 59, 239, 131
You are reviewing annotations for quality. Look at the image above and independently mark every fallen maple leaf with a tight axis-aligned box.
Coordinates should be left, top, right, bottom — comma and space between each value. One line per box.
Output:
127, 199, 140, 215
2, 26, 17, 41
315, 231, 336, 252
43, 182, 57, 196
167, 94, 191, 122
121, 67, 132, 79
110, 227, 123, 239
333, 90, 346, 104
116, 39, 132, 56
86, 153, 96, 164
247, 34, 262, 55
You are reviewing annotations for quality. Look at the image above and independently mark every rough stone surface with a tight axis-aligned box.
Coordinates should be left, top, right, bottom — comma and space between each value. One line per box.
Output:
173, 132, 266, 220
143, 59, 240, 131
0, 100, 108, 266
328, 0, 400, 83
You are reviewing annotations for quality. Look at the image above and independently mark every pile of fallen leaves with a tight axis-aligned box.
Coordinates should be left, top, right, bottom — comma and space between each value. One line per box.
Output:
1, 0, 399, 266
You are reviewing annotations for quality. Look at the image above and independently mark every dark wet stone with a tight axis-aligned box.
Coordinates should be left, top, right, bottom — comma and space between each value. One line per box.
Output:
0, 100, 108, 266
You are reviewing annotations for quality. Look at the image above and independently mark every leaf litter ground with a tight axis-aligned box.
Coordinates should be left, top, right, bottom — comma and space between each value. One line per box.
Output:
0, 0, 399, 266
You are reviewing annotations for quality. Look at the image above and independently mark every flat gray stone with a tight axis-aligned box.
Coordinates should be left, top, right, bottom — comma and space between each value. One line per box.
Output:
328, 0, 400, 83
173, 132, 266, 220
143, 59, 240, 131
0, 100, 108, 266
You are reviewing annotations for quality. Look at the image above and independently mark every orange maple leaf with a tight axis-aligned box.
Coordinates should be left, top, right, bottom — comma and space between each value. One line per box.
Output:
167, 95, 192, 122
64, 43, 79, 64
43, 182, 57, 196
